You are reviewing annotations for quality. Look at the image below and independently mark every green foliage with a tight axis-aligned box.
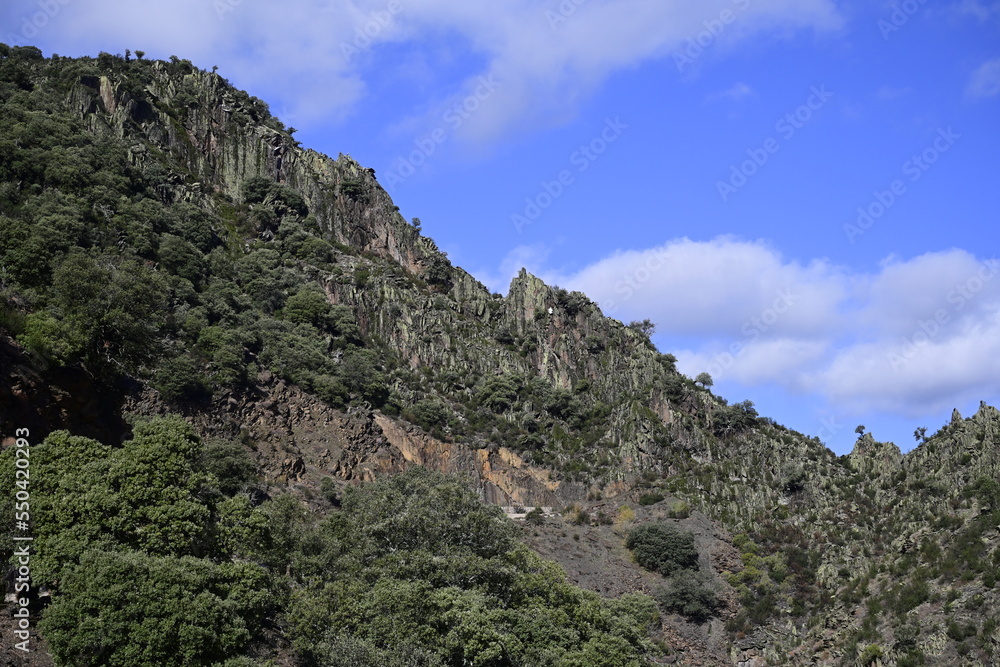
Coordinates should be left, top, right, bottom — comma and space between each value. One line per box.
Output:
17, 310, 86, 365
0, 292, 25, 334
422, 253, 452, 287
553, 287, 589, 316
478, 374, 520, 412
666, 500, 690, 519
890, 580, 929, 616
40, 550, 267, 667
153, 352, 210, 402
284, 286, 334, 328
280, 468, 660, 665
340, 178, 365, 201
858, 643, 884, 666
341, 467, 516, 560
242, 176, 307, 216
20, 250, 169, 374
626, 319, 655, 337
945, 619, 977, 641
655, 570, 719, 622
625, 523, 698, 576
712, 400, 758, 437
0, 416, 273, 665
17, 418, 216, 581
638, 492, 664, 506
200, 439, 259, 495
544, 388, 584, 423
314, 634, 441, 666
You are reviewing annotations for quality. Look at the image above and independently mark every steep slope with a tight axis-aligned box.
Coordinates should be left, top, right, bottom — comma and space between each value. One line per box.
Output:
0, 46, 997, 666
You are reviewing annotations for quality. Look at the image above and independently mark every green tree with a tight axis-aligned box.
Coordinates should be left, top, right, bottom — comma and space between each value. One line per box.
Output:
40, 550, 262, 667
200, 439, 259, 496
656, 570, 719, 622
284, 286, 333, 329
627, 319, 655, 337
626, 523, 699, 576
153, 352, 210, 402
39, 250, 168, 374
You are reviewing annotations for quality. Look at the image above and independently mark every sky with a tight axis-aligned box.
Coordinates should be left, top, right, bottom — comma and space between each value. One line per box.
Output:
3, 0, 998, 454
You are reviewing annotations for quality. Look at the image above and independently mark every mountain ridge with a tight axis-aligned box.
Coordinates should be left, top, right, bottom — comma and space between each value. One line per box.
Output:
1, 45, 998, 666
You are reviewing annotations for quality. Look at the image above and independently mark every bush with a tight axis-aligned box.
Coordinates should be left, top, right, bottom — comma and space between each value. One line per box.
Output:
526, 507, 545, 525
200, 440, 258, 496
946, 619, 977, 641
891, 579, 929, 616
859, 644, 884, 666
283, 287, 333, 329
40, 550, 265, 667
638, 492, 664, 506
656, 570, 718, 622
626, 523, 698, 576
409, 398, 448, 431
478, 375, 519, 413
153, 353, 210, 403
314, 634, 441, 667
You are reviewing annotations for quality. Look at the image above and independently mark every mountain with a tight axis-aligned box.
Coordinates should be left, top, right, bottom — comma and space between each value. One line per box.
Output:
0, 45, 998, 666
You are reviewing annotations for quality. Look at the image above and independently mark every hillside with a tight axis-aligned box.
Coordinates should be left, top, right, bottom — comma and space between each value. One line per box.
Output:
0, 45, 997, 666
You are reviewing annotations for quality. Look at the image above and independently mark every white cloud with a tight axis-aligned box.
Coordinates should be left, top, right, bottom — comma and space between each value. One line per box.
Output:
14, 0, 843, 144
552, 237, 847, 338
815, 311, 1000, 416
859, 250, 1000, 335
489, 237, 1000, 420
966, 58, 1000, 100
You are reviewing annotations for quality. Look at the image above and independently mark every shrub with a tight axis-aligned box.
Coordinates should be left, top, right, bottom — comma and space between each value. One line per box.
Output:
409, 398, 449, 431
40, 550, 265, 667
638, 492, 664, 506
946, 619, 977, 641
153, 353, 210, 403
200, 440, 258, 496
655, 570, 718, 622
892, 579, 929, 616
859, 644, 883, 666
897, 650, 926, 667
283, 287, 333, 329
478, 375, 519, 413
626, 523, 698, 576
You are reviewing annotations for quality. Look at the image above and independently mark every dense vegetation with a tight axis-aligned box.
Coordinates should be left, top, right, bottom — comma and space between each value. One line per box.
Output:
0, 418, 661, 666
0, 45, 387, 413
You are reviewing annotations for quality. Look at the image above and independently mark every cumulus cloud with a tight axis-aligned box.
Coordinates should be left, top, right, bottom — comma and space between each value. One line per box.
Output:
552, 237, 848, 338
815, 311, 1000, 416
489, 237, 1000, 420
9, 0, 843, 144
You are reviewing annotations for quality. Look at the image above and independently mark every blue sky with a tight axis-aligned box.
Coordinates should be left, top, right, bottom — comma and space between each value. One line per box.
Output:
4, 0, 999, 454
